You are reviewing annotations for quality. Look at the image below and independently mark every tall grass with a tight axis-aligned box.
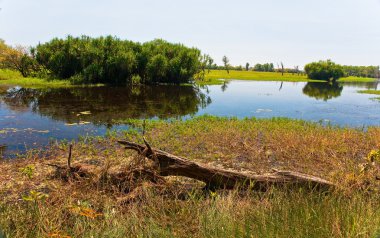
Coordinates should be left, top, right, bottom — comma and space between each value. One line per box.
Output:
1, 189, 379, 237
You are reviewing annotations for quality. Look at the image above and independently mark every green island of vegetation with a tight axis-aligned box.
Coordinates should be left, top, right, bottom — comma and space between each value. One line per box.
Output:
1, 116, 380, 237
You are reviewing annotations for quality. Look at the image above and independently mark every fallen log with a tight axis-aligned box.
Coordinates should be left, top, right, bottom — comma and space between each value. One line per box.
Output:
118, 140, 335, 190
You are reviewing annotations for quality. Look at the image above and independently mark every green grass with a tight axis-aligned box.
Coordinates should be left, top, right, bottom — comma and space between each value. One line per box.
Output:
204, 70, 309, 83
0, 69, 73, 88
1, 188, 379, 238
0, 69, 105, 88
1, 116, 380, 237
197, 70, 378, 85
358, 89, 380, 100
339, 76, 378, 83
359, 90, 380, 95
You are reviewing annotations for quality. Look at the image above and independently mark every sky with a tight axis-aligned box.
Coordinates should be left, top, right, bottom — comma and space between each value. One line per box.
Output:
0, 0, 379, 68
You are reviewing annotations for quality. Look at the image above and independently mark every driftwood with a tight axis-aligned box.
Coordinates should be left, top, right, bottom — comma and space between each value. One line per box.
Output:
118, 140, 334, 190
47, 144, 165, 194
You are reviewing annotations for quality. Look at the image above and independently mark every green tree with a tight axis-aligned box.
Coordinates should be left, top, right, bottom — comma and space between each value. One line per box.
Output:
253, 63, 274, 72
304, 60, 344, 81
222, 55, 230, 74
207, 56, 214, 73
245, 62, 250, 71
341, 65, 380, 78
146, 54, 168, 83
35, 36, 203, 85
198, 54, 213, 79
0, 42, 37, 77
0, 39, 6, 64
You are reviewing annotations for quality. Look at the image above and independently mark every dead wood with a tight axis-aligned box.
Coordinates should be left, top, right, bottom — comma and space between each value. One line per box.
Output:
47, 144, 165, 194
118, 140, 335, 190
99, 168, 166, 193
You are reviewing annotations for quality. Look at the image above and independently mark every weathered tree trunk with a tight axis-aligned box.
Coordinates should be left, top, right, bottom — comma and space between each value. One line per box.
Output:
118, 140, 334, 190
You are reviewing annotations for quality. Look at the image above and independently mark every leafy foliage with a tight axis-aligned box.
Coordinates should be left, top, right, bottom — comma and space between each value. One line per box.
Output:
222, 56, 230, 74
35, 36, 204, 85
304, 60, 344, 81
253, 63, 275, 72
342, 65, 380, 78
0, 39, 38, 77
367, 149, 380, 163
19, 165, 35, 179
22, 190, 48, 203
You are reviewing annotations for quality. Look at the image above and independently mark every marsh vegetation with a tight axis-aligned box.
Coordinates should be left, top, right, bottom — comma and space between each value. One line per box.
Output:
1, 116, 380, 237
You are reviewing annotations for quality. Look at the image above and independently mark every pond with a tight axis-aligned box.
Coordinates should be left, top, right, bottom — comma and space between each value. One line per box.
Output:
0, 80, 379, 157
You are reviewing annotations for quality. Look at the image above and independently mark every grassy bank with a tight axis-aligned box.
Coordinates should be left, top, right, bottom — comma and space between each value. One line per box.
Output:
358, 89, 380, 95
1, 116, 380, 237
339, 76, 378, 82
0, 70, 106, 88
198, 70, 378, 85
0, 69, 74, 88
358, 90, 380, 100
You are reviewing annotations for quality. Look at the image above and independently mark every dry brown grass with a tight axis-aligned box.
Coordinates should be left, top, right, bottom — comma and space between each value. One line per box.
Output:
1, 116, 380, 237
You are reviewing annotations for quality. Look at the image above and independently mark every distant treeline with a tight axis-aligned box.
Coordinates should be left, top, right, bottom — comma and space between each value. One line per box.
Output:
253, 63, 275, 72
210, 60, 379, 79
207, 63, 277, 72
206, 63, 275, 72
1, 36, 209, 85
342, 65, 380, 78
305, 60, 380, 81
207, 62, 301, 74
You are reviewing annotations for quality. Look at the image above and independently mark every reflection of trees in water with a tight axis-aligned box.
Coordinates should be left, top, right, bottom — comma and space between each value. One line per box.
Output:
221, 81, 229, 92
0, 85, 212, 126
302, 82, 343, 101
1, 87, 42, 112
341, 81, 379, 90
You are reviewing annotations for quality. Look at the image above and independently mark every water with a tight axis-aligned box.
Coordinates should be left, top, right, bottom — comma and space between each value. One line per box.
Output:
0, 80, 379, 157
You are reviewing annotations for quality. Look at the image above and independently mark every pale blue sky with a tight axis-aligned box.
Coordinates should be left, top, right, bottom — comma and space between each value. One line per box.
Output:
0, 0, 379, 67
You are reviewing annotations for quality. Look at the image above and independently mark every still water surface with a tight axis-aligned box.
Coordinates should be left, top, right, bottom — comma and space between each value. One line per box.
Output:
0, 80, 379, 156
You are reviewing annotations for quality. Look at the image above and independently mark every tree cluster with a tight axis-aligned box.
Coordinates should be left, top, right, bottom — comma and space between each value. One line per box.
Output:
206, 64, 245, 71
35, 36, 204, 85
304, 60, 344, 81
253, 63, 275, 72
342, 65, 379, 78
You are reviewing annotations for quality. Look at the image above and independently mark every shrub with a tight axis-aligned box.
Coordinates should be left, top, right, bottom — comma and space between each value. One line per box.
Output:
304, 60, 344, 81
36, 36, 203, 85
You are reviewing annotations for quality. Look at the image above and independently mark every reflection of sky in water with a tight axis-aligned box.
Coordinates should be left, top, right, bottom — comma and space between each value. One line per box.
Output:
0, 80, 379, 157
197, 81, 380, 127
